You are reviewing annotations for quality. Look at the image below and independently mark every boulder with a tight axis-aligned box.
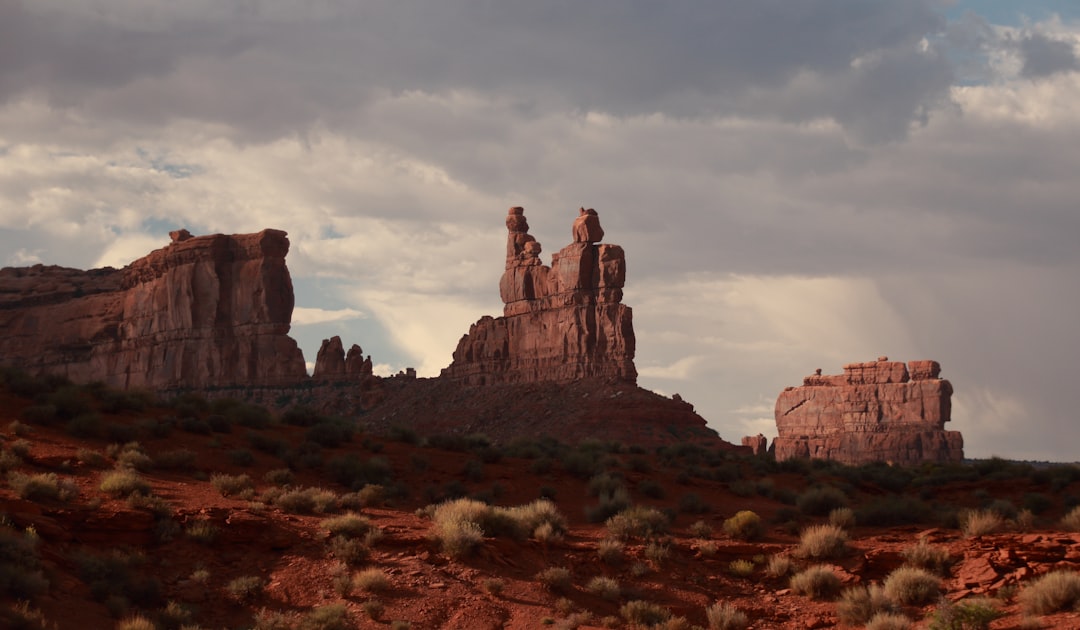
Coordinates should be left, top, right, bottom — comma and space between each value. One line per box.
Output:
773, 358, 964, 465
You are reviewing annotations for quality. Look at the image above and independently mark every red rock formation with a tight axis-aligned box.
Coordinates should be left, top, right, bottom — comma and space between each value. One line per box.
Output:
0, 229, 307, 389
442, 207, 636, 385
741, 434, 769, 455
313, 335, 374, 381
773, 357, 964, 465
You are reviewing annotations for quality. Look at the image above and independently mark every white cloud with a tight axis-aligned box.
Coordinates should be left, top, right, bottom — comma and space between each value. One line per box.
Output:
93, 233, 167, 268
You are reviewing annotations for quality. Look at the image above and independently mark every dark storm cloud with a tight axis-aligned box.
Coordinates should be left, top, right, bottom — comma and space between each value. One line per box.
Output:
1018, 32, 1080, 78
2, 0, 953, 142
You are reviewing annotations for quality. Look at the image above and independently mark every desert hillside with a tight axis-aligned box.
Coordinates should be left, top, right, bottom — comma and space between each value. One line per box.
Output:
2, 369, 1080, 629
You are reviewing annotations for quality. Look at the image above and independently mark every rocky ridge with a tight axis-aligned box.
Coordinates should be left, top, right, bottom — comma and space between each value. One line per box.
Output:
772, 357, 964, 465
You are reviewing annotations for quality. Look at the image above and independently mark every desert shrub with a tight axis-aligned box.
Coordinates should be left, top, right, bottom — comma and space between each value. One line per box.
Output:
790, 565, 841, 600
929, 597, 1003, 630
272, 487, 339, 514
1014, 508, 1036, 532
588, 472, 624, 497
299, 603, 352, 630
856, 495, 933, 526
606, 505, 668, 540
508, 498, 568, 537
8, 472, 77, 502
0, 449, 22, 473
340, 484, 386, 511
431, 511, 485, 558
829, 507, 856, 529
766, 554, 792, 578
152, 448, 197, 471
903, 538, 953, 575
228, 449, 255, 467
0, 524, 49, 598
722, 510, 763, 541
796, 485, 848, 516
586, 576, 620, 600
116, 616, 156, 630
1022, 492, 1053, 515
66, 412, 103, 438
598, 538, 625, 565
985, 498, 1017, 519
178, 416, 212, 435
281, 405, 323, 427
1060, 505, 1080, 531
678, 492, 709, 514
360, 599, 383, 620
157, 600, 194, 630
76, 549, 161, 607
482, 577, 505, 595
536, 566, 572, 592
794, 524, 848, 559
620, 600, 671, 626
210, 473, 254, 497
637, 479, 665, 499
352, 567, 390, 593
225, 575, 264, 602
185, 519, 218, 544
865, 612, 912, 630
585, 485, 632, 523
705, 602, 749, 630
100, 469, 151, 498
1018, 570, 1080, 614
263, 468, 295, 486
644, 541, 670, 565
883, 566, 941, 605
837, 584, 896, 625
728, 559, 754, 577
689, 520, 713, 539
328, 535, 370, 566
960, 510, 1002, 537
112, 442, 154, 471
306, 420, 354, 448
533, 522, 562, 544
322, 513, 377, 539
325, 454, 392, 490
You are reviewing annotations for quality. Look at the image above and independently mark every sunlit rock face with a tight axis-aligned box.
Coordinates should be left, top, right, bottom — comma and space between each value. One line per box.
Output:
0, 229, 307, 389
443, 207, 636, 385
774, 358, 964, 465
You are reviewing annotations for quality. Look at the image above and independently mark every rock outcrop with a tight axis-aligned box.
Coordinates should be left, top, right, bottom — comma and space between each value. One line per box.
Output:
442, 207, 636, 385
0, 229, 307, 389
773, 357, 964, 465
313, 335, 373, 381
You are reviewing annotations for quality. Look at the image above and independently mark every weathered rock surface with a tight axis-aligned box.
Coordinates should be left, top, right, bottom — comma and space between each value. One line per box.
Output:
773, 358, 964, 465
442, 207, 636, 385
0, 229, 307, 389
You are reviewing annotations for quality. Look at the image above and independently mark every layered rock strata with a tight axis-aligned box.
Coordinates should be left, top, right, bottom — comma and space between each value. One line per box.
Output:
773, 357, 964, 465
442, 207, 636, 385
0, 229, 307, 389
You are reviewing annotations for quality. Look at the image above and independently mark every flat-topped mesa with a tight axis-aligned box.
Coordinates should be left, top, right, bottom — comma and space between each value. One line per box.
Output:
0, 229, 308, 389
443, 206, 636, 385
773, 357, 964, 465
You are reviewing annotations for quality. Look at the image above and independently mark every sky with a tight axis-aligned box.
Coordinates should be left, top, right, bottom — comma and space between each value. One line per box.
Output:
1, 1, 1078, 462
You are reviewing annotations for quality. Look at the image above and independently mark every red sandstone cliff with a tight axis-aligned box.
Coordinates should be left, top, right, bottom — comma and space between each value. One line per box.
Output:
442, 207, 636, 385
773, 358, 964, 465
0, 229, 307, 389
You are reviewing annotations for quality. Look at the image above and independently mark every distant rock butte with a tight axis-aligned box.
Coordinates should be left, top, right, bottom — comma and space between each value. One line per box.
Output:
442, 207, 636, 385
0, 229, 308, 389
773, 357, 964, 465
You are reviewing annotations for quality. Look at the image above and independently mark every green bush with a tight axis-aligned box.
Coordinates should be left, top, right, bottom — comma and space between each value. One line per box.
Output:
1018, 570, 1080, 615
929, 597, 1003, 630
722, 510, 763, 541
76, 549, 161, 607
790, 565, 841, 600
306, 420, 354, 448
883, 566, 941, 605
796, 486, 849, 516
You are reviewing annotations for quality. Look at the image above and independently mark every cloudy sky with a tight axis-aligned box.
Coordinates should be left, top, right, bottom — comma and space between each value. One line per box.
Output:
2, 1, 1078, 461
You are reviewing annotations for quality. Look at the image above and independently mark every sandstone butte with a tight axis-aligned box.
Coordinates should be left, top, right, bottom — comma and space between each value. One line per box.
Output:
771, 357, 965, 465
0, 213, 722, 447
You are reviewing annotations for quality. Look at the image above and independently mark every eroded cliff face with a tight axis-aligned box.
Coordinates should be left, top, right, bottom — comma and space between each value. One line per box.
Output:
442, 207, 636, 385
773, 358, 964, 465
0, 229, 307, 389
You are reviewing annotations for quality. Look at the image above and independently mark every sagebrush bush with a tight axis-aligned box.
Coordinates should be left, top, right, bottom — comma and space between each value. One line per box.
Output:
728, 559, 754, 577
689, 520, 713, 539
903, 538, 953, 575
185, 519, 219, 544
705, 602, 749, 630
301, 603, 352, 630
722, 510, 763, 541
116, 616, 156, 630
352, 568, 390, 593
586, 576, 620, 600
536, 566, 572, 593
8, 472, 77, 502
794, 524, 848, 559
1060, 505, 1080, 532
865, 612, 912, 630
153, 448, 197, 471
1018, 570, 1080, 615
275, 487, 339, 514
883, 566, 941, 605
225, 575, 264, 602
960, 509, 1002, 537
597, 538, 625, 565
766, 554, 792, 578
482, 578, 505, 596
210, 473, 254, 497
328, 535, 370, 566
790, 565, 841, 600
0, 524, 49, 598
620, 600, 671, 626
263, 468, 295, 486
322, 513, 377, 539
837, 584, 896, 625
100, 469, 151, 498
644, 541, 670, 565
828, 507, 856, 529
605, 505, 668, 540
